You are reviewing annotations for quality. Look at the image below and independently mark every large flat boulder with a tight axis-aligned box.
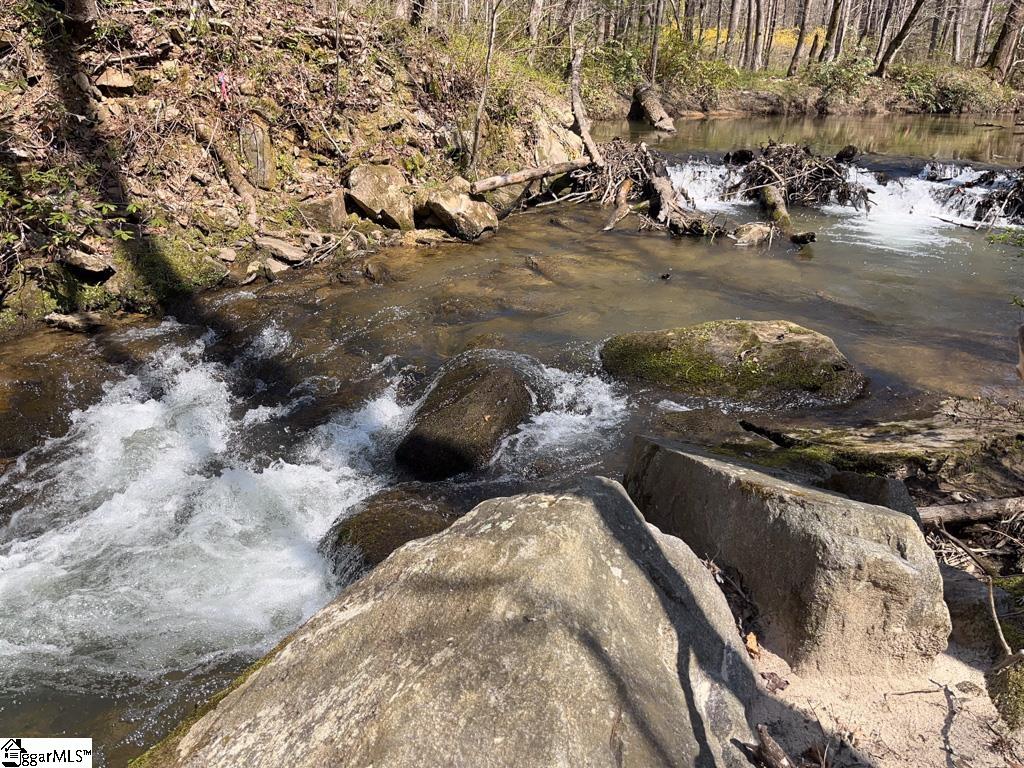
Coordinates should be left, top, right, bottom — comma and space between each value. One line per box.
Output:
624, 436, 950, 677
600, 320, 865, 408
347, 164, 414, 230
395, 351, 534, 481
138, 478, 757, 768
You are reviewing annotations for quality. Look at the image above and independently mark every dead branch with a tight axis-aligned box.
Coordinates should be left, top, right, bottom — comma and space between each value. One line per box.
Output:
470, 159, 591, 194
602, 178, 634, 230
919, 497, 1024, 528
630, 82, 675, 133
756, 724, 795, 768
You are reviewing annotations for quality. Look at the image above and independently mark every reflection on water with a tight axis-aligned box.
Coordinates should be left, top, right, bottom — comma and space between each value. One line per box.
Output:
595, 114, 1024, 166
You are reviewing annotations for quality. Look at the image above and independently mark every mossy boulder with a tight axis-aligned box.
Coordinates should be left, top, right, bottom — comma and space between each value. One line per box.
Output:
600, 320, 865, 408
988, 661, 1024, 730
395, 351, 535, 481
319, 485, 454, 574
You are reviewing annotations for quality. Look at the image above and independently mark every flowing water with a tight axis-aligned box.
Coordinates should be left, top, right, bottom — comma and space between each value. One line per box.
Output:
2, 116, 1024, 764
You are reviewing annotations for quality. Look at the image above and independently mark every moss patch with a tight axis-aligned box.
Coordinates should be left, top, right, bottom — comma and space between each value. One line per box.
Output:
988, 661, 1024, 730
600, 320, 864, 407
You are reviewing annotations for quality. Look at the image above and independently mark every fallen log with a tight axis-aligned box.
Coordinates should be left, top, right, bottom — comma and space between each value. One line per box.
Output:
194, 119, 260, 226
570, 46, 603, 167
602, 178, 634, 230
470, 159, 591, 194
630, 82, 676, 133
761, 185, 815, 244
919, 497, 1024, 528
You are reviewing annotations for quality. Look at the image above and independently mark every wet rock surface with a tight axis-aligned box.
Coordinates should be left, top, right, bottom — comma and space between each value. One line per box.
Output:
624, 436, 951, 676
600, 320, 865, 408
139, 478, 758, 768
395, 352, 535, 481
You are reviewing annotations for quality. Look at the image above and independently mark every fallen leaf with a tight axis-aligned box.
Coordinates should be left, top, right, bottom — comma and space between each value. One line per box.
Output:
745, 632, 761, 659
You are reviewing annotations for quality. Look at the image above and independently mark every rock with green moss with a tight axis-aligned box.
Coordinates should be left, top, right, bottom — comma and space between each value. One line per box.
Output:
600, 320, 865, 408
988, 660, 1024, 730
318, 484, 454, 574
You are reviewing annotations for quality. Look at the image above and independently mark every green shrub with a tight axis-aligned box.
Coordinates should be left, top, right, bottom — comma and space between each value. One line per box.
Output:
805, 56, 873, 100
889, 63, 1010, 113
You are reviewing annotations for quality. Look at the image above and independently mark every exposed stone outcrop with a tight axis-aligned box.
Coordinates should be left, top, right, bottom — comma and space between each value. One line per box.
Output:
395, 351, 535, 481
57, 249, 116, 279
239, 115, 277, 190
624, 436, 951, 677
296, 190, 348, 231
254, 235, 307, 264
347, 164, 415, 230
426, 191, 498, 240
318, 484, 455, 574
600, 320, 865, 408
137, 478, 758, 768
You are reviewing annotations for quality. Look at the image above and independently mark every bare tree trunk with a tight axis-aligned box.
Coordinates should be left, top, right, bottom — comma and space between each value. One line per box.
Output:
763, 0, 779, 67
650, 0, 665, 81
528, 0, 545, 47
973, 0, 995, 66
742, 0, 755, 67
874, 0, 896, 63
873, 0, 927, 76
951, 1, 964, 62
752, 0, 766, 68
787, 0, 813, 75
724, 0, 744, 58
468, 0, 501, 174
987, 0, 1024, 80
807, 29, 822, 62
819, 0, 844, 61
714, 0, 725, 55
67, 0, 100, 36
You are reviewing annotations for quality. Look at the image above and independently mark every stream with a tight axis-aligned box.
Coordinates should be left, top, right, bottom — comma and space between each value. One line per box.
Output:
2, 115, 1024, 764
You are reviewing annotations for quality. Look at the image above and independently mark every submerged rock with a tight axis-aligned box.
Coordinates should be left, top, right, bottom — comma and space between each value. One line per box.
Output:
395, 352, 534, 481
426, 190, 498, 240
600, 319, 865, 408
137, 478, 757, 767
347, 164, 414, 230
318, 484, 455, 574
624, 437, 950, 677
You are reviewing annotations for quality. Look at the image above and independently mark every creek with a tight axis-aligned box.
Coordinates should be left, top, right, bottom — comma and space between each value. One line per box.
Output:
1, 115, 1022, 764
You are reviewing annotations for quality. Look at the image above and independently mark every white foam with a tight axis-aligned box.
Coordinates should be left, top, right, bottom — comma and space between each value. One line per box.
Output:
0, 336, 409, 688
669, 161, 749, 213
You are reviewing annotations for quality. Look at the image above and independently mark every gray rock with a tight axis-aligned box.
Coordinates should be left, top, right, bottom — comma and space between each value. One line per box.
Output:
624, 436, 951, 676
941, 564, 1014, 657
57, 249, 115, 278
296, 190, 348, 231
264, 256, 291, 275
819, 470, 921, 523
216, 247, 237, 263
138, 478, 757, 768
427, 190, 498, 240
601, 320, 866, 408
255, 236, 306, 264
395, 352, 533, 480
239, 116, 276, 190
318, 484, 455, 575
347, 164, 414, 230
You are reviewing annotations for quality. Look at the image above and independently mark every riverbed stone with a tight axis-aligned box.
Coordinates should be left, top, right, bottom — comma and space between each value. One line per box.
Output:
296, 190, 348, 231
426, 190, 498, 240
623, 436, 951, 677
318, 484, 455, 573
395, 352, 534, 480
347, 164, 414, 230
137, 478, 757, 768
255, 235, 306, 264
57, 249, 115, 279
600, 319, 865, 408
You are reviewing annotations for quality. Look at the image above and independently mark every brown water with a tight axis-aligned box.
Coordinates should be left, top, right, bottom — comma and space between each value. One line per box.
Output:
596, 114, 1024, 166
2, 115, 1023, 765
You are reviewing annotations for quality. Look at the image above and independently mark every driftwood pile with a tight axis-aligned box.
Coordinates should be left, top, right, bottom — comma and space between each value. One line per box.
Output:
968, 169, 1024, 225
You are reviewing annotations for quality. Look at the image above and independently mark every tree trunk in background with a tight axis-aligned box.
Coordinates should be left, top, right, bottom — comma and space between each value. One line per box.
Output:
819, 0, 844, 61
67, 0, 99, 35
986, 0, 1024, 80
927, 0, 942, 57
788, 0, 813, 75
807, 28, 822, 62
763, 0, 779, 68
724, 0, 743, 58
834, 0, 850, 58
650, 0, 664, 81
874, 0, 927, 76
714, 0, 725, 55
874, 0, 896, 63
973, 0, 994, 65
742, 0, 755, 67
752, 0, 766, 68
527, 0, 544, 46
